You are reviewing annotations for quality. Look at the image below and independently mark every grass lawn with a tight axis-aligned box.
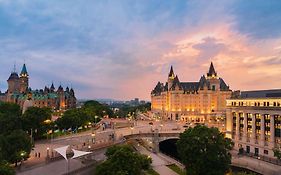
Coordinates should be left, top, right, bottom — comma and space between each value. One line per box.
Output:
144, 168, 160, 175
167, 164, 185, 175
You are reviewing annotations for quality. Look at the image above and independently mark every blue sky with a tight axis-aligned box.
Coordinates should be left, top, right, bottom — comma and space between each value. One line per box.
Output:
0, 0, 281, 100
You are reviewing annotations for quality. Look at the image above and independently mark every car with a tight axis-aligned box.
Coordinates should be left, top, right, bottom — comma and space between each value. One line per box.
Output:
149, 122, 153, 125
183, 125, 189, 128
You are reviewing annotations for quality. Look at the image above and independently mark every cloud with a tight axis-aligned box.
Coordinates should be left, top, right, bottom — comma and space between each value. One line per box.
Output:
1, 0, 281, 100
231, 0, 281, 39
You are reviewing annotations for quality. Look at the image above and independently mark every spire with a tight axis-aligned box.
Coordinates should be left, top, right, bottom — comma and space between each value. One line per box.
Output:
20, 63, 28, 77
168, 66, 175, 79
13, 63, 16, 73
207, 62, 217, 77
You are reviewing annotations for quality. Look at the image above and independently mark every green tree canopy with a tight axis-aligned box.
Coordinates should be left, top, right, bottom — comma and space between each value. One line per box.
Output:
22, 107, 52, 138
83, 100, 113, 119
273, 147, 281, 160
177, 125, 234, 175
0, 103, 22, 134
0, 161, 15, 175
56, 108, 89, 129
96, 145, 152, 175
0, 130, 32, 166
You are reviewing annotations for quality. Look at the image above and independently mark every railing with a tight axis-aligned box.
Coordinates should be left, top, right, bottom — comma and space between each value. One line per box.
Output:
124, 132, 180, 140
241, 152, 281, 166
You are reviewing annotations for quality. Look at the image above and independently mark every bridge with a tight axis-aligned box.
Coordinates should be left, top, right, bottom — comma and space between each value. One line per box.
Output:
123, 131, 181, 152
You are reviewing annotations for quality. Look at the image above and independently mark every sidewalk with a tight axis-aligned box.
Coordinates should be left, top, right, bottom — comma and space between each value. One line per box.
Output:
135, 145, 177, 175
231, 151, 281, 175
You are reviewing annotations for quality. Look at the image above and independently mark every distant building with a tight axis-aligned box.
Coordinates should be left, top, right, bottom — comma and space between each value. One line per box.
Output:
151, 62, 232, 122
0, 64, 76, 111
226, 90, 281, 159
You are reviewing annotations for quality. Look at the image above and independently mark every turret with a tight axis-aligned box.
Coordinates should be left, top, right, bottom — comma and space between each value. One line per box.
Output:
70, 88, 75, 96
57, 85, 64, 93
206, 62, 220, 91
7, 65, 20, 94
207, 62, 217, 78
50, 82, 55, 92
168, 66, 175, 90
19, 63, 29, 93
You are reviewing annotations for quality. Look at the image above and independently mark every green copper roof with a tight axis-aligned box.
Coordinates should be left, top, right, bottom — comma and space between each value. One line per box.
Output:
20, 64, 28, 75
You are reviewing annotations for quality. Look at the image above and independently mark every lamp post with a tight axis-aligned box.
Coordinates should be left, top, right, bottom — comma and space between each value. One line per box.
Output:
94, 116, 98, 125
91, 133, 96, 144
46, 147, 50, 158
130, 127, 134, 135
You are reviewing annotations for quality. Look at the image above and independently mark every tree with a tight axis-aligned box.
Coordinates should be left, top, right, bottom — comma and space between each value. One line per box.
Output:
4, 130, 32, 166
0, 103, 22, 134
0, 161, 15, 175
177, 125, 234, 175
22, 107, 52, 139
56, 108, 90, 130
83, 100, 114, 118
96, 145, 152, 175
273, 147, 281, 160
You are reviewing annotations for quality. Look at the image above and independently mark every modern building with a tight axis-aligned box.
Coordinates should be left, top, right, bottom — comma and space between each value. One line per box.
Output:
0, 64, 76, 111
151, 62, 232, 122
226, 90, 281, 158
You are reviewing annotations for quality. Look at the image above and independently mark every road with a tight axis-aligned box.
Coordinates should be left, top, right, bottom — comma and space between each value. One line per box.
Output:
19, 117, 185, 173
17, 148, 107, 175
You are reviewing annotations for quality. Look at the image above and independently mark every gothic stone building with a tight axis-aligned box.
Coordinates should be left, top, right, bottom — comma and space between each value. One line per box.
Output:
151, 62, 232, 123
0, 64, 76, 111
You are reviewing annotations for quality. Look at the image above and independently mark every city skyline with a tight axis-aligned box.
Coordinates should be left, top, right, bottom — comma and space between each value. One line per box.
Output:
1, 1, 281, 100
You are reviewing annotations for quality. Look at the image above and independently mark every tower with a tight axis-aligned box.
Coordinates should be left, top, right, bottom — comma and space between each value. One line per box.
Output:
19, 63, 29, 93
206, 62, 220, 91
50, 82, 55, 92
168, 66, 175, 90
7, 64, 20, 94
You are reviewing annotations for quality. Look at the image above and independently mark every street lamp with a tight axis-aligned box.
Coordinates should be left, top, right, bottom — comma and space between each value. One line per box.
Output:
91, 133, 96, 143
94, 116, 98, 124
47, 147, 50, 158
20, 151, 26, 166
130, 127, 134, 135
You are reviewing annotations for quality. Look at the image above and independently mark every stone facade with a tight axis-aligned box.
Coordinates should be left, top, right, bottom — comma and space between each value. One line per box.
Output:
0, 64, 76, 111
226, 90, 281, 158
151, 62, 232, 122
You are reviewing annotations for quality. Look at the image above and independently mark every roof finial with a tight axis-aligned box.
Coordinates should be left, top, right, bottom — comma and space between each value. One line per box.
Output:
13, 61, 16, 73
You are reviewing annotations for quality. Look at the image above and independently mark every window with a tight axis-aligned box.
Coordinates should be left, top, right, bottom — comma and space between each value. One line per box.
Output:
212, 85, 215, 91
255, 148, 259, 156
246, 146, 250, 153
264, 150, 268, 155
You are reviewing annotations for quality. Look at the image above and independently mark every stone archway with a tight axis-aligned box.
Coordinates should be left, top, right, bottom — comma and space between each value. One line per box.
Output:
159, 138, 180, 160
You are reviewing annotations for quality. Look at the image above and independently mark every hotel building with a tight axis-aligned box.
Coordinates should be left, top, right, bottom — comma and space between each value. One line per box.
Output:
226, 90, 281, 158
151, 62, 232, 123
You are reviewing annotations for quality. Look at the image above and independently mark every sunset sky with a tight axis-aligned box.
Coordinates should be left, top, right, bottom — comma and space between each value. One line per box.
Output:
0, 0, 281, 100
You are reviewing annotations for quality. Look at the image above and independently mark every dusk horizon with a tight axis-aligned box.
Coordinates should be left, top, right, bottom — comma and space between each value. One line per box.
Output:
1, 0, 281, 101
